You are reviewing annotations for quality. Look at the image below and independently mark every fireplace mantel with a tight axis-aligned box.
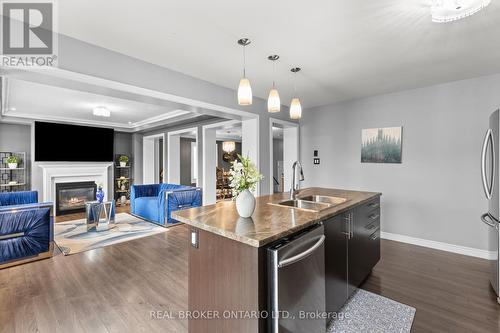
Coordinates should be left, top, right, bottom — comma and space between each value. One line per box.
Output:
38, 162, 113, 213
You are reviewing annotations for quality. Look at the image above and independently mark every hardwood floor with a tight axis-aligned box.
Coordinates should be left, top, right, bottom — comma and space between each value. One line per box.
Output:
1, 222, 499, 332
0, 221, 188, 333
363, 239, 500, 332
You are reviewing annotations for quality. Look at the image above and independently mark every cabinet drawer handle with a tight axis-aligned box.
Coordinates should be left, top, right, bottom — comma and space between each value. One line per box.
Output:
369, 214, 379, 220
368, 202, 379, 208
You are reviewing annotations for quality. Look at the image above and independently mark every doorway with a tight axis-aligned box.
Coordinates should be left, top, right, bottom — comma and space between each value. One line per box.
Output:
269, 118, 299, 194
202, 118, 259, 205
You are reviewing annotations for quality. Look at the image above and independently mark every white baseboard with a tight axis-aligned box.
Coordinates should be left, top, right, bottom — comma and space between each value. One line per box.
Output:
380, 231, 495, 260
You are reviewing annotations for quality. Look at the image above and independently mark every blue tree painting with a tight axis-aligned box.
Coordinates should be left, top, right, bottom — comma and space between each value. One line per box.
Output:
361, 127, 402, 163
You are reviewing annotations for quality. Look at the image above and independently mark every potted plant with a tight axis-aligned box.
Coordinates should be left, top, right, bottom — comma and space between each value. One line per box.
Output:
6, 155, 20, 169
119, 155, 129, 167
229, 154, 263, 218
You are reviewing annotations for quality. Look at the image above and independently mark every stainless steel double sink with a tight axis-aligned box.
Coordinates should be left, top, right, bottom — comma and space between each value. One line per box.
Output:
269, 194, 348, 212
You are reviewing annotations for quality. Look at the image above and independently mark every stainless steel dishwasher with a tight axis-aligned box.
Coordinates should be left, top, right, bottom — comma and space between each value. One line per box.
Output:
268, 223, 326, 333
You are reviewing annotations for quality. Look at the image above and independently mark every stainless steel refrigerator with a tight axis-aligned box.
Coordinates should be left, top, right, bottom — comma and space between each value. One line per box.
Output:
481, 109, 500, 303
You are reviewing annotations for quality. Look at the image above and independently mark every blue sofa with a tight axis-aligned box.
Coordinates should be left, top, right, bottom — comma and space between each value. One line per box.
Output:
130, 184, 202, 226
0, 191, 54, 269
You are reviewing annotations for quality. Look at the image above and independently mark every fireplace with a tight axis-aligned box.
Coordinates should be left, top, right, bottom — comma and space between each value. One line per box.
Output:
55, 181, 97, 216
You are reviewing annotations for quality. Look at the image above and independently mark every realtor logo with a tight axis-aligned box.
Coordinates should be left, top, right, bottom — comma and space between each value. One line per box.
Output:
1, 0, 57, 67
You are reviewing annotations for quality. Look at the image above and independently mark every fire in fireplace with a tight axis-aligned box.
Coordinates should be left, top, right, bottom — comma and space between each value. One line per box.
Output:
55, 181, 97, 215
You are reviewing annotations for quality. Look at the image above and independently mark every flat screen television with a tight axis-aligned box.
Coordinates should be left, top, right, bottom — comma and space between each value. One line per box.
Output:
35, 122, 114, 162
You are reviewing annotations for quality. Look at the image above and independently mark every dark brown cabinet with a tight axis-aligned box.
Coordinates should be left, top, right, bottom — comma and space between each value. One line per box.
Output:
325, 197, 381, 314
324, 213, 349, 314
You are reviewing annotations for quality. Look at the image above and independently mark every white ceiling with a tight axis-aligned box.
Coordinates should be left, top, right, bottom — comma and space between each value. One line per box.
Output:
57, 0, 500, 108
215, 123, 242, 141
213, 123, 283, 140
3, 79, 205, 130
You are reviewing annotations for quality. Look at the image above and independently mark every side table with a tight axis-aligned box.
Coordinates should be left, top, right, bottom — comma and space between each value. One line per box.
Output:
85, 200, 116, 232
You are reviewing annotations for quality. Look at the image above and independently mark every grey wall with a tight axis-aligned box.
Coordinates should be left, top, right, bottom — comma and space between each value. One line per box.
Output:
132, 133, 143, 184
114, 131, 133, 156
0, 123, 32, 188
180, 137, 195, 186
301, 73, 500, 251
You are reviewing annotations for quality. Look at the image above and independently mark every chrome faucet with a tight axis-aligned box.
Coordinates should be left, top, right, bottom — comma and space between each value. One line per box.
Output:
290, 161, 305, 200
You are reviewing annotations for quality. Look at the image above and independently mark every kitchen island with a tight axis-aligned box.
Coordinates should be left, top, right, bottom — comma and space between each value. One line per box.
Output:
173, 187, 381, 333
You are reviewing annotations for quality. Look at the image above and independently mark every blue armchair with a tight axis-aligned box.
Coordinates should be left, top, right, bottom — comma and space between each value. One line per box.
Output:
130, 184, 202, 226
0, 191, 54, 269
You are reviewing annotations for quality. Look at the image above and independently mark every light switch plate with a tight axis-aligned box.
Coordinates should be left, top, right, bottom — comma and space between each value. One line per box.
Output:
191, 228, 199, 248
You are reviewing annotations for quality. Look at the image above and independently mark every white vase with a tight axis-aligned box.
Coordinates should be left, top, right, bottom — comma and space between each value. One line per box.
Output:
8, 163, 17, 169
120, 195, 127, 205
120, 162, 127, 167
236, 189, 256, 218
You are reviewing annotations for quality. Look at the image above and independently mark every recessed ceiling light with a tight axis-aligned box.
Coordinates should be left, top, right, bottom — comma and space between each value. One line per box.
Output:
431, 0, 491, 23
93, 107, 110, 117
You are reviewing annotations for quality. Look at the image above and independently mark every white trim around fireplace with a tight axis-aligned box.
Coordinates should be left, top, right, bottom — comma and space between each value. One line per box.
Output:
38, 162, 113, 214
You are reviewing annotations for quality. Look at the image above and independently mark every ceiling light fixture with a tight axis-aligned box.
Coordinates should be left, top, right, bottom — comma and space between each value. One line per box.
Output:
237, 38, 252, 106
267, 55, 281, 113
222, 141, 236, 153
93, 106, 110, 117
431, 0, 491, 22
289, 67, 302, 120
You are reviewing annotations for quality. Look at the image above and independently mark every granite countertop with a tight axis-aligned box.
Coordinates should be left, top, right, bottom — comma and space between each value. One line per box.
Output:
172, 187, 381, 248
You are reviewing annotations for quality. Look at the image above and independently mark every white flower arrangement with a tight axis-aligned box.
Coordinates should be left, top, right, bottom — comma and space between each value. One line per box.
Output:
229, 154, 263, 198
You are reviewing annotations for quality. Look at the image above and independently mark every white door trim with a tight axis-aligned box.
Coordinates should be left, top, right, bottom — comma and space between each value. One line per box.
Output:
143, 133, 165, 184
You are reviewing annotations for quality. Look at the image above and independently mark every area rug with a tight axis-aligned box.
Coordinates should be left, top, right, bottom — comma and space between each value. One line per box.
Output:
327, 289, 416, 333
54, 213, 167, 255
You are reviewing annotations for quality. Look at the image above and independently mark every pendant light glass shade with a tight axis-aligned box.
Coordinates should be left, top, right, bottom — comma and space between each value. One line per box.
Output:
267, 88, 281, 113
238, 78, 252, 105
289, 98, 302, 120
222, 141, 236, 153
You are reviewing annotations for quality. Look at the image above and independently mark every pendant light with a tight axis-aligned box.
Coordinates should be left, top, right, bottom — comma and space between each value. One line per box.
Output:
267, 55, 280, 113
289, 67, 302, 120
237, 38, 252, 106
